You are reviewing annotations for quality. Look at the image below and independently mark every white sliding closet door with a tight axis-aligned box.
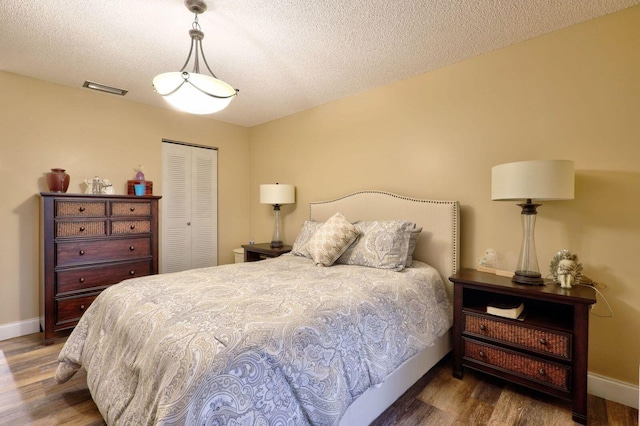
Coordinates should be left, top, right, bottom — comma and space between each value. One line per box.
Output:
161, 141, 218, 273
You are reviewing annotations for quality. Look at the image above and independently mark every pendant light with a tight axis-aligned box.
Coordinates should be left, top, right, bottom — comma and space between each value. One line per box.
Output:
153, 0, 238, 115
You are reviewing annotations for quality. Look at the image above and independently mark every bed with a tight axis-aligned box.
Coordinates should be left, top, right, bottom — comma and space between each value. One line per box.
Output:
56, 190, 459, 425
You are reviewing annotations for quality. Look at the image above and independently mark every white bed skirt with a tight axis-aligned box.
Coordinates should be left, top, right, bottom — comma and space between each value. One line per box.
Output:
339, 330, 452, 425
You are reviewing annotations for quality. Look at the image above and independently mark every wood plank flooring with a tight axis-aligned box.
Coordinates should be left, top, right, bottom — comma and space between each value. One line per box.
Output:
0, 333, 637, 425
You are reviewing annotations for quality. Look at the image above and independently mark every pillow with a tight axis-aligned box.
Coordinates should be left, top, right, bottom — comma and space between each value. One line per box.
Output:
290, 220, 322, 258
405, 226, 423, 267
304, 212, 359, 266
337, 220, 416, 271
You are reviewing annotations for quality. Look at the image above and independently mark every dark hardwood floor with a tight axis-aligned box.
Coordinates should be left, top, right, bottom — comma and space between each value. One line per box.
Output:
0, 333, 637, 425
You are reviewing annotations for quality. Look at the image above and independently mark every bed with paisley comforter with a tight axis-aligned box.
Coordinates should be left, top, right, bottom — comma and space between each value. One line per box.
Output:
56, 191, 460, 425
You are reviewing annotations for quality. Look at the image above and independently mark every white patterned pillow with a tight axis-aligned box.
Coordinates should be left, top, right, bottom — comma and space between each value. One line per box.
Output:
290, 220, 322, 258
337, 220, 416, 271
304, 213, 359, 266
405, 226, 423, 267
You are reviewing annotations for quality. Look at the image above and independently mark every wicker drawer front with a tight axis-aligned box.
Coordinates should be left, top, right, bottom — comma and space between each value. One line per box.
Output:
56, 293, 100, 325
56, 237, 151, 267
112, 220, 151, 235
464, 339, 570, 391
464, 313, 571, 360
56, 260, 152, 294
56, 201, 106, 217
111, 202, 151, 216
55, 221, 106, 238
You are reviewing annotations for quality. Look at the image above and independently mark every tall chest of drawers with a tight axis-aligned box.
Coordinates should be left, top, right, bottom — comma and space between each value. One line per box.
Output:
40, 193, 161, 344
450, 270, 596, 424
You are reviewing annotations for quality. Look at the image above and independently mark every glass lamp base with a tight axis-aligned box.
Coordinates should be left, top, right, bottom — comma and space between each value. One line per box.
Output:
513, 270, 544, 285
270, 240, 283, 248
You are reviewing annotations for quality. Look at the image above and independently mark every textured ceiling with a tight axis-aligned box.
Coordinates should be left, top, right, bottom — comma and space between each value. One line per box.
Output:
1, 0, 638, 127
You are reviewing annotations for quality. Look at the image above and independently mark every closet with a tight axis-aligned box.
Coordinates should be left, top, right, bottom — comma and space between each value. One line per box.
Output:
161, 140, 218, 273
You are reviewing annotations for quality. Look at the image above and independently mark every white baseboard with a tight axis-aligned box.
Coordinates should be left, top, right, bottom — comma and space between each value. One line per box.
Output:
589, 372, 639, 409
0, 318, 41, 342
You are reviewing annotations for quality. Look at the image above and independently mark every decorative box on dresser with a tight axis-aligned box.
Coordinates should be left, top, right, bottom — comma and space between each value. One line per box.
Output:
449, 269, 597, 425
40, 193, 161, 345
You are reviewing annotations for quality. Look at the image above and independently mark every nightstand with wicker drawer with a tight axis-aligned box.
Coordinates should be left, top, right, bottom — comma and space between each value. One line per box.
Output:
40, 193, 161, 345
450, 269, 596, 425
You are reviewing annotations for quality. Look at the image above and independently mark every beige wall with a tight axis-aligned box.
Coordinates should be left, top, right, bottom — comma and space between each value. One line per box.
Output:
249, 7, 640, 385
0, 72, 251, 327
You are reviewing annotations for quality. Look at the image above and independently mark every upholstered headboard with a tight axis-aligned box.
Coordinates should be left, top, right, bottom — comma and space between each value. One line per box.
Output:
310, 191, 459, 296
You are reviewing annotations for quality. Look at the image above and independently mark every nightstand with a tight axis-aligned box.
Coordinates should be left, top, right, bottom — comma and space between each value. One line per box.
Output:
449, 269, 597, 424
241, 243, 292, 262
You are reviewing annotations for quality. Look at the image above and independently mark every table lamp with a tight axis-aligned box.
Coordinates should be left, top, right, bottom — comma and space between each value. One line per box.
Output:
260, 183, 295, 248
492, 160, 574, 285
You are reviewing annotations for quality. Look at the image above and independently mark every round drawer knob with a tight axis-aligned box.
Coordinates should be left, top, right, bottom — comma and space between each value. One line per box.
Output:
79, 250, 85, 255
538, 368, 546, 376
80, 305, 85, 310
479, 351, 486, 358
79, 226, 86, 232
187, 222, 191, 226
479, 324, 486, 331
130, 270, 135, 275
539, 338, 547, 345
79, 277, 85, 283
130, 225, 136, 230
79, 206, 86, 212
129, 246, 135, 251
130, 207, 135, 212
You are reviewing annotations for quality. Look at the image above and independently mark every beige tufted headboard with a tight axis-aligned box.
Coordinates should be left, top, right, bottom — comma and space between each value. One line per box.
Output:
310, 191, 460, 298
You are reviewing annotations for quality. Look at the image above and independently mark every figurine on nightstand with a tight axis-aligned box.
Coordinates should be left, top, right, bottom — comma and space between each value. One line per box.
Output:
550, 249, 583, 288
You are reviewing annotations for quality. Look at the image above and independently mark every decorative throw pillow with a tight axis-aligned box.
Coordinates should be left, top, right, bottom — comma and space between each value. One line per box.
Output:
337, 220, 416, 271
404, 226, 423, 267
303, 212, 359, 266
290, 220, 322, 258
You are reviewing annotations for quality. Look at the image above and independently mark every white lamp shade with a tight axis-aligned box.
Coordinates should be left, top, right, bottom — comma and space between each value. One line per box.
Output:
152, 72, 236, 114
492, 160, 575, 201
260, 184, 295, 205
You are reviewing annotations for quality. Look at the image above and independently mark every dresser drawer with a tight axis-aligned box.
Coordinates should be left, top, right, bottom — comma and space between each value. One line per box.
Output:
56, 201, 106, 217
463, 339, 570, 391
56, 260, 152, 294
56, 293, 100, 325
112, 220, 151, 235
56, 220, 107, 238
112, 201, 151, 216
464, 312, 571, 360
56, 237, 151, 267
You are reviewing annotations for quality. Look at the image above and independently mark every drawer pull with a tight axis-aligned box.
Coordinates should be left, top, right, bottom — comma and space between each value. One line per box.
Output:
129, 246, 135, 251
79, 277, 85, 283
80, 305, 85, 310
79, 250, 85, 255
130, 270, 135, 275
79, 226, 86, 232
539, 338, 547, 345
130, 225, 136, 230
479, 351, 486, 358
79, 206, 85, 212
130, 206, 136, 212
538, 368, 546, 376
479, 324, 486, 331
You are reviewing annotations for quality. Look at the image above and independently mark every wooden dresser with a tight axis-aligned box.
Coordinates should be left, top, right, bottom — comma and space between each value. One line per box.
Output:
450, 269, 597, 424
40, 193, 161, 344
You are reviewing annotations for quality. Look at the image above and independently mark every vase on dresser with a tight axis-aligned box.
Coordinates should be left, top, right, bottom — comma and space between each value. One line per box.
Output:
46, 168, 70, 193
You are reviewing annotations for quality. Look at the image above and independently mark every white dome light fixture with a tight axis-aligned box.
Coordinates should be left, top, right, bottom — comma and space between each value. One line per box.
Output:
153, 0, 238, 115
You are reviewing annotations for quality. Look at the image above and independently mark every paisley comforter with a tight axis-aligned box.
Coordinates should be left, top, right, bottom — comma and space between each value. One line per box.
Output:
56, 255, 452, 425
